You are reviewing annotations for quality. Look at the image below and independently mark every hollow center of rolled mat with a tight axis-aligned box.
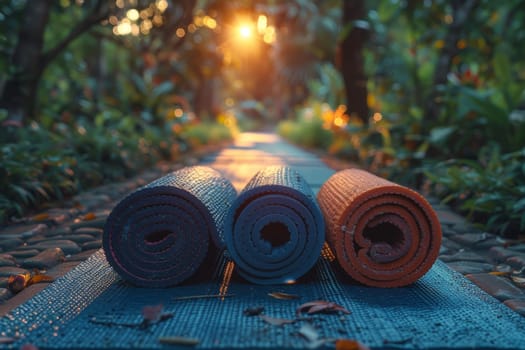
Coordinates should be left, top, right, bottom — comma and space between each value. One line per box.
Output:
260, 222, 291, 248
145, 230, 172, 244
363, 222, 407, 263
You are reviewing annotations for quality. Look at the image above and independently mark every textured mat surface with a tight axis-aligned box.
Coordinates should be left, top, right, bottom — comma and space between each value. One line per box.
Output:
1, 249, 525, 349
224, 166, 325, 284
317, 169, 442, 288
103, 166, 236, 287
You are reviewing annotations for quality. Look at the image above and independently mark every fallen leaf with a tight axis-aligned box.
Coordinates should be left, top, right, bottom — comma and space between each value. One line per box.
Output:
0, 337, 17, 345
296, 300, 351, 316
30, 273, 55, 284
259, 314, 295, 326
32, 213, 49, 221
335, 339, 370, 350
140, 304, 173, 329
298, 323, 319, 342
7, 273, 31, 293
243, 306, 264, 316
20, 344, 39, 350
268, 292, 300, 300
142, 304, 164, 322
83, 212, 96, 221
8, 271, 54, 294
158, 336, 199, 346
489, 271, 510, 276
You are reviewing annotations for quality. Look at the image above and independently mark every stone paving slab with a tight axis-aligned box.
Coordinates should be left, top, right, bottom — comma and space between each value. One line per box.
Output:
1, 132, 525, 348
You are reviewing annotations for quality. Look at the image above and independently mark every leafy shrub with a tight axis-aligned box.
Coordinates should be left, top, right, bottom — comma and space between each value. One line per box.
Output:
425, 145, 525, 237
180, 119, 236, 149
277, 102, 334, 149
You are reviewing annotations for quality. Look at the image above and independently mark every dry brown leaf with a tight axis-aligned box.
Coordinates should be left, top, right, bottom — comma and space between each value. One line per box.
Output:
8, 271, 54, 294
296, 300, 351, 316
142, 304, 164, 322
30, 273, 55, 284
83, 212, 96, 221
268, 292, 300, 300
259, 314, 296, 326
158, 336, 199, 346
335, 339, 370, 350
0, 337, 17, 345
32, 213, 49, 221
489, 271, 510, 276
7, 273, 31, 293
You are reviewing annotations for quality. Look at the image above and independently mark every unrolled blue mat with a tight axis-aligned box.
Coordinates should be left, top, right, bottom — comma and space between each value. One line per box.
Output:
224, 166, 325, 284
1, 250, 525, 349
103, 166, 236, 287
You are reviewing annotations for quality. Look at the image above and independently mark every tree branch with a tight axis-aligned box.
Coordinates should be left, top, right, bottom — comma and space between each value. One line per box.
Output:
41, 0, 110, 68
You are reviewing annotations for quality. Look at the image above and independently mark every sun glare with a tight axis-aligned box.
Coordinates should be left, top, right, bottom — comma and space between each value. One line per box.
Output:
238, 25, 252, 39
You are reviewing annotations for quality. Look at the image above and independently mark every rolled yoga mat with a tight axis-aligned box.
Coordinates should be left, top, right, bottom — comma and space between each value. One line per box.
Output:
224, 165, 325, 284
317, 168, 442, 288
103, 166, 237, 287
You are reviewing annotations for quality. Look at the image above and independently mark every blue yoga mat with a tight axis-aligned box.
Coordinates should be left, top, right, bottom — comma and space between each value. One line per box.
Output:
103, 166, 236, 287
224, 165, 325, 284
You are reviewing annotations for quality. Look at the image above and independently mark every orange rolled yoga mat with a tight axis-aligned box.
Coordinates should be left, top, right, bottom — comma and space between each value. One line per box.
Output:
317, 169, 442, 287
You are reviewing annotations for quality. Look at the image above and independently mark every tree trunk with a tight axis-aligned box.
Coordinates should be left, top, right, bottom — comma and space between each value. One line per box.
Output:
425, 0, 479, 122
0, 0, 53, 126
341, 0, 369, 124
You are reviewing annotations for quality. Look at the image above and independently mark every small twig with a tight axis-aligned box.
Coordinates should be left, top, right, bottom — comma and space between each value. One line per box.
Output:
172, 293, 235, 301
89, 313, 173, 329
89, 318, 140, 328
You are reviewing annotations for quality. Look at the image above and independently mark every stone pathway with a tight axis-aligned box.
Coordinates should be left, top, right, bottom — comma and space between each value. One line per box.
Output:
1, 132, 524, 318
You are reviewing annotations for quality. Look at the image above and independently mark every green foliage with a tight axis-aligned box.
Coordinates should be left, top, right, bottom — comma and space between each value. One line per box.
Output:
180, 121, 235, 148
425, 146, 525, 237
277, 103, 333, 150
0, 113, 182, 222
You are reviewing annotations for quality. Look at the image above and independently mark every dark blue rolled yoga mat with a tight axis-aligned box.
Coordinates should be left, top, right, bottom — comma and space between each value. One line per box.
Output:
224, 165, 325, 284
103, 166, 237, 287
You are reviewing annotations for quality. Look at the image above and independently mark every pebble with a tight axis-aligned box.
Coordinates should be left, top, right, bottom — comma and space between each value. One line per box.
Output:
39, 208, 75, 224
0, 238, 24, 251
506, 255, 525, 271
503, 299, 525, 316
448, 232, 495, 245
73, 227, 103, 237
440, 237, 463, 251
436, 210, 469, 226
64, 234, 97, 244
81, 240, 102, 251
45, 227, 72, 237
22, 248, 65, 270
0, 254, 16, 267
507, 244, 525, 253
0, 288, 12, 302
445, 261, 494, 275
0, 266, 30, 277
4, 249, 40, 259
0, 223, 47, 240
466, 273, 525, 301
489, 247, 518, 263
440, 251, 486, 263
26, 235, 50, 245
32, 240, 81, 255
70, 218, 107, 231
68, 249, 99, 262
